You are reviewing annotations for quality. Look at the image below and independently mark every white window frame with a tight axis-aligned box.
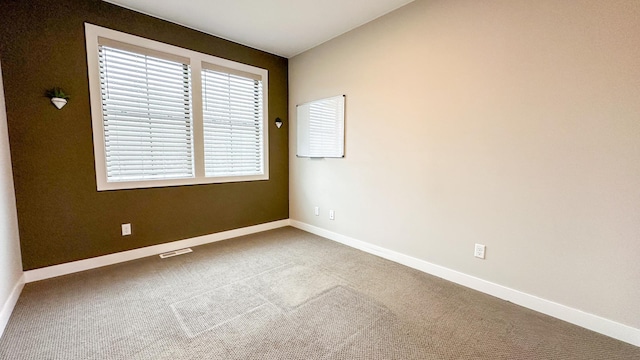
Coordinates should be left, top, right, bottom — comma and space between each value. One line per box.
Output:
85, 23, 269, 191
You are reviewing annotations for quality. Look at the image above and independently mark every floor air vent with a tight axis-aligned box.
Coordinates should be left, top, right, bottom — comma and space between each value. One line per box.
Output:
159, 248, 193, 259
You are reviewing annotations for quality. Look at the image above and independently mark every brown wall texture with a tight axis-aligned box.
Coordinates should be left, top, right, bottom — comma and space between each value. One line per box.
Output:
0, 0, 289, 270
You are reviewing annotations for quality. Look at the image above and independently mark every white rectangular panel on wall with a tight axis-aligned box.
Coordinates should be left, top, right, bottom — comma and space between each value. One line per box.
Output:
296, 95, 345, 158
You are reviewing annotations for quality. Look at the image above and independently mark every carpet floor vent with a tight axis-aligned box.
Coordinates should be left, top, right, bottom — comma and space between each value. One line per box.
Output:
159, 248, 193, 259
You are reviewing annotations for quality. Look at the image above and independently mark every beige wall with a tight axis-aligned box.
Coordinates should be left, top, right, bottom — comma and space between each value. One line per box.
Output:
0, 61, 23, 314
289, 0, 640, 329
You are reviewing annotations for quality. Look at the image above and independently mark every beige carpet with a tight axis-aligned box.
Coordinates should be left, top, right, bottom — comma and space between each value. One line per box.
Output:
0, 227, 637, 359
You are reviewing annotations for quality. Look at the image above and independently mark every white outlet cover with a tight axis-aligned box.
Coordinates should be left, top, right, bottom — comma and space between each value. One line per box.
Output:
329, 210, 335, 220
121, 223, 132, 236
474, 244, 486, 259
314, 206, 319, 216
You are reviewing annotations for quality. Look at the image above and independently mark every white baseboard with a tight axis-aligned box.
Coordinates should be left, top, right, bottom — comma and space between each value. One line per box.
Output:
16, 218, 640, 347
24, 219, 290, 283
0, 274, 25, 339
289, 220, 640, 348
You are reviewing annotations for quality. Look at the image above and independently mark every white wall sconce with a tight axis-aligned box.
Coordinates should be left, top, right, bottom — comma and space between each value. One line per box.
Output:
45, 87, 69, 109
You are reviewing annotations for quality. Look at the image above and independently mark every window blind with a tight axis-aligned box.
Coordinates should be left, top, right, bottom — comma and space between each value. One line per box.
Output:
201, 68, 264, 177
98, 45, 193, 182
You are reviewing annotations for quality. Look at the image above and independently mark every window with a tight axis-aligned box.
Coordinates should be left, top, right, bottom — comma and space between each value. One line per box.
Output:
201, 65, 264, 177
85, 24, 268, 191
99, 44, 194, 182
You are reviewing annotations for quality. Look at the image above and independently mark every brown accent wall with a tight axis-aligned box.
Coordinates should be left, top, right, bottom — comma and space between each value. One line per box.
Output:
0, 0, 289, 270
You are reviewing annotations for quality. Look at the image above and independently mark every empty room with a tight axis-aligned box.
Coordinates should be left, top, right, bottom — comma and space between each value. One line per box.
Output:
0, 0, 639, 358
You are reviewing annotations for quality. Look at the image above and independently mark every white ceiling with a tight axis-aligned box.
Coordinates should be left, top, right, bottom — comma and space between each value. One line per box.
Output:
104, 0, 414, 58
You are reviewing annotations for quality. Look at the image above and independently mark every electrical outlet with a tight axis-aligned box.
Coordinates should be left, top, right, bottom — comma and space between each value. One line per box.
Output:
121, 223, 132, 236
474, 244, 485, 259
314, 206, 319, 216
329, 210, 335, 220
